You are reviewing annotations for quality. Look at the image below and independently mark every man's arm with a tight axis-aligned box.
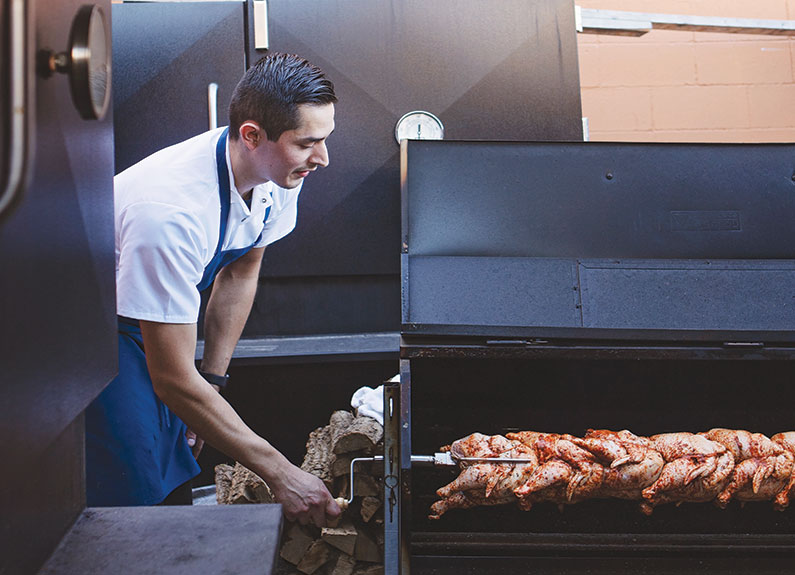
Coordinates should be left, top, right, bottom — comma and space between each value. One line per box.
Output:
141, 319, 340, 526
201, 245, 264, 377
185, 247, 263, 455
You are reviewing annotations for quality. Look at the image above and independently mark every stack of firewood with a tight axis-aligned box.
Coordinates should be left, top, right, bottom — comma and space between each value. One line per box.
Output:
215, 409, 385, 575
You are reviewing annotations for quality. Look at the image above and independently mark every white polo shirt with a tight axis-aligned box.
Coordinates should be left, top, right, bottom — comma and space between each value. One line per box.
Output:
115, 127, 300, 324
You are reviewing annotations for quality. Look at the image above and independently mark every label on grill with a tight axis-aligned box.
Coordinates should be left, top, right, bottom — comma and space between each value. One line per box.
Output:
670, 210, 741, 232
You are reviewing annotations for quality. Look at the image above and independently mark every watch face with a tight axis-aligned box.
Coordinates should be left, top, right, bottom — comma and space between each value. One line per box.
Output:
395, 111, 444, 143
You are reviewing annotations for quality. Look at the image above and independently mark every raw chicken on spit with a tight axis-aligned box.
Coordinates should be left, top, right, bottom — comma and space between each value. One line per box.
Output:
701, 428, 794, 510
428, 427, 795, 519
771, 432, 795, 509
574, 429, 664, 501
428, 433, 538, 519
509, 429, 664, 507
509, 432, 605, 504
640, 433, 734, 515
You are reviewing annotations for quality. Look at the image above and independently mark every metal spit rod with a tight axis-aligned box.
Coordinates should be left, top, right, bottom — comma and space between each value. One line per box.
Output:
340, 452, 536, 505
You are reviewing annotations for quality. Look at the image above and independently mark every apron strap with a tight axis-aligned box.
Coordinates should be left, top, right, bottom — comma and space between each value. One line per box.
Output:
213, 127, 231, 259
197, 128, 271, 292
196, 129, 232, 292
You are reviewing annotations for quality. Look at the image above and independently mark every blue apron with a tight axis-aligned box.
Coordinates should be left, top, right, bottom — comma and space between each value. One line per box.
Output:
86, 128, 269, 506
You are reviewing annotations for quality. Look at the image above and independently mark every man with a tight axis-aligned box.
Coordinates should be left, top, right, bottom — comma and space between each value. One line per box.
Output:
86, 53, 341, 528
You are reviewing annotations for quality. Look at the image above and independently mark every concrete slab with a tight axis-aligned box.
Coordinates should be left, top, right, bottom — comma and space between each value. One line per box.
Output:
38, 504, 282, 575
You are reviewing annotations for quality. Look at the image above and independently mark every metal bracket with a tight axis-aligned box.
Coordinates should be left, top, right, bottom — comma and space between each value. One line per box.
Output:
252, 0, 269, 50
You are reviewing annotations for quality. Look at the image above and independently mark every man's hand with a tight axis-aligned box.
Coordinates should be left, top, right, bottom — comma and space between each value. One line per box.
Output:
185, 428, 205, 459
268, 464, 342, 528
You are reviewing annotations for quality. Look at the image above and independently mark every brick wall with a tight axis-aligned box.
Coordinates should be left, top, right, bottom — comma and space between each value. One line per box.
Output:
577, 0, 795, 142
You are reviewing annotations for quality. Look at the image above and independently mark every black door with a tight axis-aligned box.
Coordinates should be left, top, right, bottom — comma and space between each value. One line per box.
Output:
0, 1, 117, 573
112, 1, 246, 174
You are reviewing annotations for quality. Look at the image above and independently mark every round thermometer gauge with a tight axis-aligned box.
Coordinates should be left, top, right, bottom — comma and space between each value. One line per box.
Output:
395, 111, 444, 144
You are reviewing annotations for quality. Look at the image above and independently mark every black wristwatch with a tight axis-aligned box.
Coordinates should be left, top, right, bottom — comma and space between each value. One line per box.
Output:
198, 370, 230, 388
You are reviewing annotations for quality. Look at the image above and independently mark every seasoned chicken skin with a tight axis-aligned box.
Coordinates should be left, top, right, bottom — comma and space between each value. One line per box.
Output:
701, 429, 793, 509
510, 433, 604, 503
771, 432, 795, 509
429, 427, 795, 519
430, 433, 538, 519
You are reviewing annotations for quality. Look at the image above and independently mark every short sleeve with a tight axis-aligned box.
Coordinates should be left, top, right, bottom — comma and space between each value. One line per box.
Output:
116, 202, 209, 323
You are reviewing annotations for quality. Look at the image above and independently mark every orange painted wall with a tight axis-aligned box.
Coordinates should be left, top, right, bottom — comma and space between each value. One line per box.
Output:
577, 0, 795, 142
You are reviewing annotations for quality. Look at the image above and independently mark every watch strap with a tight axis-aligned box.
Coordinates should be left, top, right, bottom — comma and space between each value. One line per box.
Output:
198, 370, 230, 388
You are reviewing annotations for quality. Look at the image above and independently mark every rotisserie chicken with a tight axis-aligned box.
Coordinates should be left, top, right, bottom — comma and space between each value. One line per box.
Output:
429, 427, 795, 519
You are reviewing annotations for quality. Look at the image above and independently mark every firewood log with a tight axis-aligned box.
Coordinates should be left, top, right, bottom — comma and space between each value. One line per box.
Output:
280, 523, 317, 566
354, 474, 382, 498
214, 463, 234, 504
215, 462, 274, 504
330, 411, 355, 451
352, 563, 384, 575
296, 540, 332, 575
332, 415, 383, 455
331, 450, 371, 478
328, 552, 357, 575
321, 520, 358, 555
353, 527, 381, 563
301, 425, 334, 487
360, 497, 382, 523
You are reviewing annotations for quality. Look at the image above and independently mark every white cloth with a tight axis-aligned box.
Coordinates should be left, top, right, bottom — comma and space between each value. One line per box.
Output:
115, 128, 301, 323
351, 385, 385, 425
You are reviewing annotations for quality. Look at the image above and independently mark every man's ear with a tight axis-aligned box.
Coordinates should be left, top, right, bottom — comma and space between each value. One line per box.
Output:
239, 122, 266, 149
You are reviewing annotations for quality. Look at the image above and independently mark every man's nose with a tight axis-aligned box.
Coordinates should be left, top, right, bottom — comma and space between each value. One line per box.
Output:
310, 142, 329, 168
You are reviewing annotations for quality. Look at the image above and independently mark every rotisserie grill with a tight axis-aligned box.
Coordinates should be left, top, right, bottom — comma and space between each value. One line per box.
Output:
385, 139, 795, 575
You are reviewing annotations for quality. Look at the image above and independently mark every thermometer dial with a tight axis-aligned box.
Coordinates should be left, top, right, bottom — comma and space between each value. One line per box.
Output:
395, 111, 444, 144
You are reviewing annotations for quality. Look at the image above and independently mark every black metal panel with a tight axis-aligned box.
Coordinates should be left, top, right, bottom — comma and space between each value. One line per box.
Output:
263, 0, 582, 278
412, 555, 793, 575
0, 0, 116, 572
580, 260, 795, 330
112, 2, 245, 174
239, 0, 583, 336
400, 340, 795, 360
401, 140, 795, 342
3, 417, 85, 575
0, 0, 117, 480
405, 256, 580, 328
403, 141, 795, 259
0, 2, 6, 195
241, 273, 401, 337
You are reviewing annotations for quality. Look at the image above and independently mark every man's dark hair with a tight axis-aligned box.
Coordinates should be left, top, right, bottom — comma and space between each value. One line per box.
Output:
229, 52, 337, 142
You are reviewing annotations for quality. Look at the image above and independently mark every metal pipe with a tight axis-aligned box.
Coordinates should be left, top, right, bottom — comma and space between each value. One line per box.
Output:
0, 0, 33, 222
343, 456, 384, 505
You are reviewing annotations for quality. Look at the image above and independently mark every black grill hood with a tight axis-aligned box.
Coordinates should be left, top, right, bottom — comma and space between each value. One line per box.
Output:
401, 140, 795, 345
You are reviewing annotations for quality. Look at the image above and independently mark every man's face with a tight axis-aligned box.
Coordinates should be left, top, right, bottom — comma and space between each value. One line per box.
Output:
255, 103, 335, 189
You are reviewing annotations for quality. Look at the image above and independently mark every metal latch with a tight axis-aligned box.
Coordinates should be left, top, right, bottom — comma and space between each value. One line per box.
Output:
485, 339, 548, 347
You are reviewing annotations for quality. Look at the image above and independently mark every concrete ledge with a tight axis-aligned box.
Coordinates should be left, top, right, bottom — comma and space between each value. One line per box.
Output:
38, 505, 282, 575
